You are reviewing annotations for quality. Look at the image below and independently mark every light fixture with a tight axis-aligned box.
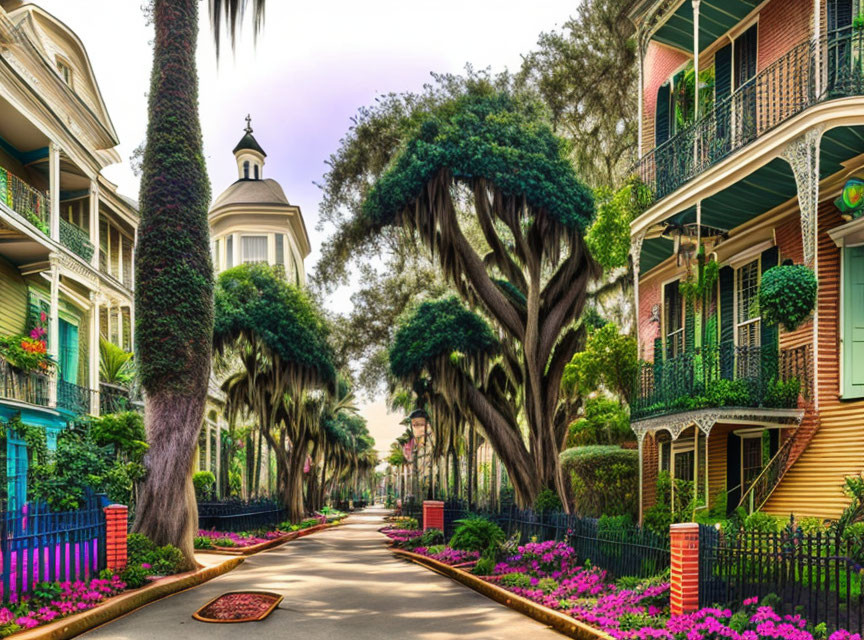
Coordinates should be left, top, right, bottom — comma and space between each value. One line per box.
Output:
835, 176, 864, 221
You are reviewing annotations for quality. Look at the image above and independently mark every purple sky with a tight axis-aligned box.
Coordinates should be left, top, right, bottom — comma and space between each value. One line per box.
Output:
36, 0, 575, 454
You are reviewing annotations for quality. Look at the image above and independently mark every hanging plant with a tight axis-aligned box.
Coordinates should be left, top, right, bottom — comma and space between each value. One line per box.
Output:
679, 246, 719, 307
759, 263, 818, 332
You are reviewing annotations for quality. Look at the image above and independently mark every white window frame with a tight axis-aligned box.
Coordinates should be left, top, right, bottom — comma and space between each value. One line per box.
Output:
733, 257, 761, 349
661, 276, 685, 358
739, 429, 765, 496
240, 234, 270, 264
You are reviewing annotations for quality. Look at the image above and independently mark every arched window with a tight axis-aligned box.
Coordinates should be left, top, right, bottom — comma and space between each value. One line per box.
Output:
254, 164, 259, 180
243, 161, 250, 179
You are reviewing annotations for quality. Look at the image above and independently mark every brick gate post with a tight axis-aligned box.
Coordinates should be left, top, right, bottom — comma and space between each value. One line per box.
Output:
670, 522, 699, 615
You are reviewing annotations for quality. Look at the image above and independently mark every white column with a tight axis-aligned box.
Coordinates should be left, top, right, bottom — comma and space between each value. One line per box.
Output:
637, 34, 645, 155
89, 181, 99, 269
232, 232, 240, 267
49, 144, 61, 242
692, 0, 701, 169
90, 294, 100, 416
48, 258, 60, 407
129, 302, 135, 352
131, 227, 138, 291
637, 434, 645, 525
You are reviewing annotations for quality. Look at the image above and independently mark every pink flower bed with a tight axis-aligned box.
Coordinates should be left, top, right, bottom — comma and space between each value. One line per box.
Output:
0, 575, 126, 636
411, 546, 480, 565
196, 529, 288, 548
485, 540, 859, 640
380, 528, 423, 543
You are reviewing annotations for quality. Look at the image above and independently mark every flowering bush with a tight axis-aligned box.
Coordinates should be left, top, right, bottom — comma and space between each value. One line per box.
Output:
412, 546, 480, 565
0, 575, 126, 637
195, 529, 289, 548
0, 333, 52, 372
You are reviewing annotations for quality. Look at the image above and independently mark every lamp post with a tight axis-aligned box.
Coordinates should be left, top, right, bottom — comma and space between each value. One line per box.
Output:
408, 409, 429, 500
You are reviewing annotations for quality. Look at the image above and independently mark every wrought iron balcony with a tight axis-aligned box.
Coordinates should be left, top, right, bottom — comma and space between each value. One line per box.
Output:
635, 31, 864, 203
59, 218, 95, 262
0, 355, 50, 407
631, 342, 811, 421
0, 167, 50, 233
57, 379, 95, 415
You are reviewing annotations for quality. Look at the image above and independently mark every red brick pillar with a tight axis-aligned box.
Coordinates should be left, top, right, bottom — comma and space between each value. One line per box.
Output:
423, 500, 444, 532
104, 504, 129, 571
670, 522, 699, 615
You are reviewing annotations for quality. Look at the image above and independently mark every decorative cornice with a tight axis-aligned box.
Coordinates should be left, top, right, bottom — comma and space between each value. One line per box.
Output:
631, 407, 804, 440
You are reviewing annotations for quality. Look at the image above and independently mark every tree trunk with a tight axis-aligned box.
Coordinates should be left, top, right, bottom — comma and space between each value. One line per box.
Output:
467, 424, 475, 509
133, 392, 204, 568
284, 431, 308, 522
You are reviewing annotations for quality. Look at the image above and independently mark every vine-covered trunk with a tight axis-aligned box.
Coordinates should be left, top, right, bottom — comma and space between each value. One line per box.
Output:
283, 433, 308, 522
133, 0, 212, 568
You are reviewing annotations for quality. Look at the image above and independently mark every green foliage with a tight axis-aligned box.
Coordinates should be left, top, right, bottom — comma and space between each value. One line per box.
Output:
120, 564, 149, 589
99, 338, 134, 384
560, 445, 638, 518
421, 528, 444, 546
127, 532, 185, 576
679, 254, 719, 307
642, 471, 699, 537
472, 555, 496, 576
29, 429, 105, 511
0, 334, 52, 373
363, 88, 593, 233
563, 323, 637, 401
764, 377, 801, 408
127, 533, 158, 564
214, 263, 335, 384
586, 177, 652, 270
193, 536, 214, 549
759, 264, 818, 332
89, 412, 148, 461
214, 537, 238, 547
449, 516, 505, 552
389, 296, 498, 380
742, 511, 782, 533
499, 572, 533, 589
537, 577, 560, 594
136, 0, 212, 395
193, 471, 216, 501
534, 488, 563, 513
566, 396, 632, 447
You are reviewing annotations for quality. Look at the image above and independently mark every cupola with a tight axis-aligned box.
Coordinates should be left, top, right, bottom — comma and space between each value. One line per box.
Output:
233, 114, 266, 180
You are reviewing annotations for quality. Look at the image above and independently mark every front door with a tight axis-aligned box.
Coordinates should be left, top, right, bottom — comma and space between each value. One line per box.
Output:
844, 245, 864, 398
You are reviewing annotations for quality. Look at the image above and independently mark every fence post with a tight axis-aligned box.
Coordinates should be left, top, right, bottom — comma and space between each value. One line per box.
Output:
104, 504, 128, 571
670, 522, 699, 615
423, 500, 444, 532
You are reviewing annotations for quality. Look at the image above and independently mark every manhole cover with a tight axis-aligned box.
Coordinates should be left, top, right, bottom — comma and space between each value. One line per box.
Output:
193, 591, 283, 623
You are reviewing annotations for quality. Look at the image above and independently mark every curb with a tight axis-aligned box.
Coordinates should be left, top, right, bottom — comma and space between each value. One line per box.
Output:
13, 556, 245, 640
391, 548, 614, 640
205, 521, 343, 556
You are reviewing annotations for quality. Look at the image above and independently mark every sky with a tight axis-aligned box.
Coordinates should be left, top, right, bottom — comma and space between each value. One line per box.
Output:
36, 0, 575, 456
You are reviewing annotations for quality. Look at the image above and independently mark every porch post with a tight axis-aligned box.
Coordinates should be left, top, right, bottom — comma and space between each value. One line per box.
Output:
813, 0, 822, 98
48, 257, 60, 408
632, 230, 646, 354
637, 432, 645, 524
49, 143, 60, 243
637, 30, 645, 154
781, 127, 823, 410
89, 180, 99, 269
692, 0, 700, 118
89, 292, 100, 416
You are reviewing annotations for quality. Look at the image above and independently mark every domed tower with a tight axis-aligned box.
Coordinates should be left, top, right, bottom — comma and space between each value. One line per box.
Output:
208, 116, 310, 285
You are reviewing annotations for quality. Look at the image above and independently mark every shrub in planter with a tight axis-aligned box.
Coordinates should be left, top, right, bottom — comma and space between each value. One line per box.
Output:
499, 572, 533, 589
421, 528, 444, 546
121, 564, 150, 589
560, 445, 638, 518
759, 264, 818, 332
449, 516, 505, 552
472, 555, 496, 576
193, 536, 214, 550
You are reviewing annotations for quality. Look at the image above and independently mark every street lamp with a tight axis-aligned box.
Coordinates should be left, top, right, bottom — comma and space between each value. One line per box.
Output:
409, 409, 430, 500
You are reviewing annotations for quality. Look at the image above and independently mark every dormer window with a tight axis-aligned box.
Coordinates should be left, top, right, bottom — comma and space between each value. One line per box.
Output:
57, 58, 72, 87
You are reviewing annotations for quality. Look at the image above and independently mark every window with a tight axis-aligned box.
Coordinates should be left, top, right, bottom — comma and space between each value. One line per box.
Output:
843, 245, 864, 398
243, 161, 250, 179
736, 259, 761, 345
99, 215, 133, 283
664, 280, 684, 358
733, 24, 758, 141
241, 235, 268, 264
254, 165, 259, 180
226, 236, 234, 268
212, 238, 221, 272
57, 59, 72, 87
275, 234, 284, 266
61, 200, 86, 228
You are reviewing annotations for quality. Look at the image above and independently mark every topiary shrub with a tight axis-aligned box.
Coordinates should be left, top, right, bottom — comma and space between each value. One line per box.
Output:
759, 264, 818, 332
560, 445, 638, 518
449, 516, 505, 552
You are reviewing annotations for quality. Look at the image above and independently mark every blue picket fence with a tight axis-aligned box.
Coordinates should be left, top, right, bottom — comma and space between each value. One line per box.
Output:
0, 494, 107, 601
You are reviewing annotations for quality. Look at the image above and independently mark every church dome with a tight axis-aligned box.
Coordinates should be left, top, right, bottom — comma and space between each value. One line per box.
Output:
211, 178, 290, 211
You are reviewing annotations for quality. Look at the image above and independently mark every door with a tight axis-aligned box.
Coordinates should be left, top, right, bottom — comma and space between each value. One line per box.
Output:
59, 319, 79, 384
843, 245, 864, 398
826, 0, 854, 95
733, 25, 758, 144
7, 437, 27, 513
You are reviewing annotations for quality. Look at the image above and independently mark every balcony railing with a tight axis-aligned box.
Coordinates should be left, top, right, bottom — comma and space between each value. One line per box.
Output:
0, 356, 50, 407
59, 218, 94, 261
56, 379, 95, 415
635, 31, 864, 203
631, 342, 811, 421
0, 167, 50, 233
99, 382, 142, 414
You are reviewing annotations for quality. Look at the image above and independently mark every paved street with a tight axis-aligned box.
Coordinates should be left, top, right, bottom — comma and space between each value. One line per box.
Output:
83, 506, 563, 639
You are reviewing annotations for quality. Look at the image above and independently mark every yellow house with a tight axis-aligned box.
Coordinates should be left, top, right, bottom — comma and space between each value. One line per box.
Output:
0, 2, 138, 508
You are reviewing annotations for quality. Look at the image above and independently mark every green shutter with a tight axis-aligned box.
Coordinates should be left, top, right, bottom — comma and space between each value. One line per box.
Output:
760, 247, 779, 382
685, 299, 696, 353
714, 44, 732, 102
719, 266, 735, 379
655, 83, 671, 145
844, 246, 864, 398
59, 319, 79, 385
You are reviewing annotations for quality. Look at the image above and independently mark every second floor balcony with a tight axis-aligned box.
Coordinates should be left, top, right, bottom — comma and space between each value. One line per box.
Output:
635, 30, 864, 204
631, 342, 811, 422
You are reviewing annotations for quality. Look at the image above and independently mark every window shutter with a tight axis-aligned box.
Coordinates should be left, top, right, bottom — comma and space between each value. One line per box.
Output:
827, 0, 853, 32
685, 299, 696, 353
655, 83, 671, 145
843, 246, 864, 398
726, 432, 741, 515
719, 265, 735, 379
714, 44, 732, 102
760, 247, 779, 370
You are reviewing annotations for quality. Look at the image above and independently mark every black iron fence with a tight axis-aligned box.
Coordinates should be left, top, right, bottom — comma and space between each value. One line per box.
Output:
699, 524, 864, 634
197, 499, 286, 532
631, 342, 810, 421
635, 30, 864, 204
